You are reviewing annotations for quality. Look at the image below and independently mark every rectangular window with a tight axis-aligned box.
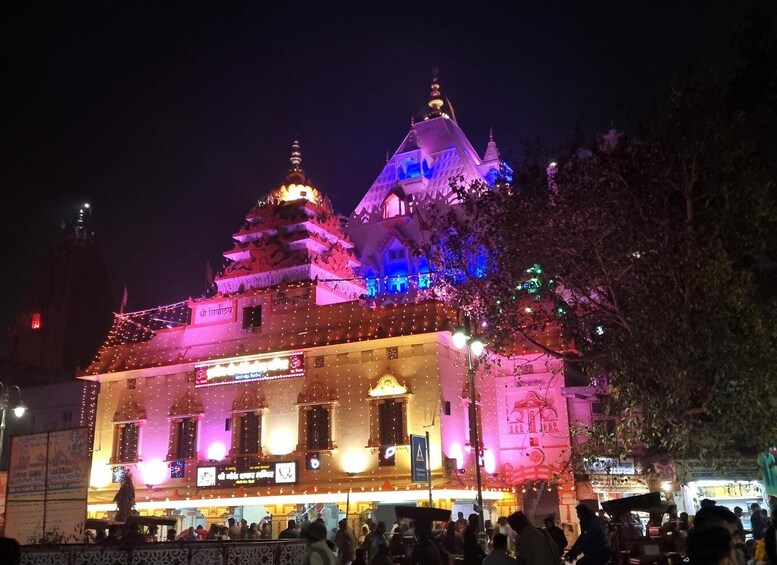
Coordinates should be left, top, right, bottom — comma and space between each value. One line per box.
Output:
387, 248, 406, 262
237, 413, 261, 455
378, 400, 404, 446
116, 423, 139, 463
174, 418, 198, 459
243, 306, 262, 329
306, 405, 331, 450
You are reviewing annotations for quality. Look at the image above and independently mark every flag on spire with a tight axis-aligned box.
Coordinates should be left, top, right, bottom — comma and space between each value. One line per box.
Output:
119, 284, 128, 314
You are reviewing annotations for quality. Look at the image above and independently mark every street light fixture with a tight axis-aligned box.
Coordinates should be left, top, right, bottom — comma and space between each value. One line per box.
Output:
451, 320, 486, 541
0, 382, 26, 466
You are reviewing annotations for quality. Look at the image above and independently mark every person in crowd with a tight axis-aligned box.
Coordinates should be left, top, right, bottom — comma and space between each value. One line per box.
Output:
195, 524, 207, 540
370, 522, 389, 558
679, 512, 690, 532
206, 523, 220, 539
563, 505, 611, 565
166, 528, 177, 541
388, 527, 405, 557
701, 499, 718, 508
368, 544, 393, 565
762, 514, 776, 565
439, 520, 464, 555
358, 525, 369, 546
506, 510, 559, 565
280, 519, 300, 539
361, 522, 376, 557
692, 504, 745, 565
462, 513, 486, 565
261, 521, 272, 539
544, 514, 568, 553
335, 518, 357, 565
145, 524, 159, 542
352, 548, 368, 565
456, 512, 468, 534
483, 533, 517, 565
495, 516, 516, 554
409, 527, 442, 565
100, 525, 121, 545
751, 505, 768, 540
219, 526, 231, 541
0, 538, 21, 565
300, 520, 337, 565
686, 526, 738, 565
122, 522, 147, 545
733, 507, 746, 542
239, 518, 248, 539
94, 529, 107, 543
228, 517, 242, 540
247, 522, 260, 540
485, 519, 494, 546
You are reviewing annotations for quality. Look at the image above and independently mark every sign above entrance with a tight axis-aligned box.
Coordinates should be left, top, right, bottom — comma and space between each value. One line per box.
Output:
196, 462, 298, 488
195, 352, 304, 387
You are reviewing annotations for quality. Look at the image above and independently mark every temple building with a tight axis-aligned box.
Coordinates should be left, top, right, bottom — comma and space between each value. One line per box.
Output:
82, 80, 579, 536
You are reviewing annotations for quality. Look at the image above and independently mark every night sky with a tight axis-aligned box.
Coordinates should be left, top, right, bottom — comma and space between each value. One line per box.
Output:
0, 1, 756, 327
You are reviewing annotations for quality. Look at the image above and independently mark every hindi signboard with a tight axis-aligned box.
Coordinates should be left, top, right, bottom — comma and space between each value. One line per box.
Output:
197, 461, 298, 488
5, 428, 91, 544
195, 351, 304, 387
192, 299, 236, 325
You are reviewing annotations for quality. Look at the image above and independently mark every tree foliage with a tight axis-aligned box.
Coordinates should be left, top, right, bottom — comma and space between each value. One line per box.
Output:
426, 58, 777, 464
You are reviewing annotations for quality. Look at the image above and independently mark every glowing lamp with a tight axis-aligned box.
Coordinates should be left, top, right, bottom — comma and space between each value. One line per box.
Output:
469, 337, 485, 357
452, 328, 468, 350
483, 450, 496, 475
12, 402, 27, 418
342, 451, 367, 474
268, 429, 295, 456
206, 442, 227, 462
140, 460, 168, 486
464, 441, 472, 454
449, 444, 464, 470
90, 463, 112, 489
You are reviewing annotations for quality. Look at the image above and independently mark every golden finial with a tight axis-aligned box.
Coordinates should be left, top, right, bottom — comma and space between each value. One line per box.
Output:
290, 139, 302, 172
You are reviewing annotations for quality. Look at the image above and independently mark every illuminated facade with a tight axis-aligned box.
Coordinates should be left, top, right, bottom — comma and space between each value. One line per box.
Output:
83, 82, 579, 533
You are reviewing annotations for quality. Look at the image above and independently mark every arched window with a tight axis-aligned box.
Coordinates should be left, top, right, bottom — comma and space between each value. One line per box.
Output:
296, 380, 338, 452
111, 399, 146, 464
367, 374, 411, 448
229, 389, 267, 466
383, 193, 404, 218
167, 391, 204, 461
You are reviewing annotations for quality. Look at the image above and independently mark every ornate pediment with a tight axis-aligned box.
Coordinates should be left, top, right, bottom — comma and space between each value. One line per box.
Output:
169, 390, 204, 417
232, 389, 268, 412
368, 374, 410, 398
113, 399, 146, 422
296, 380, 337, 405
513, 391, 550, 410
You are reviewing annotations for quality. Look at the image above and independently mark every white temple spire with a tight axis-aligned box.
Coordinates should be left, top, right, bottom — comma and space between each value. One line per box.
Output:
483, 127, 500, 162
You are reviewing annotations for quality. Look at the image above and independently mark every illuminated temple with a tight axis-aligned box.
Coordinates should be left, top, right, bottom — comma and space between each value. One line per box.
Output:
80, 78, 582, 537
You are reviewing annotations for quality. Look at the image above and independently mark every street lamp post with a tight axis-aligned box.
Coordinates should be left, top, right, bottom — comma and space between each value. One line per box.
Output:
0, 382, 27, 467
452, 321, 486, 540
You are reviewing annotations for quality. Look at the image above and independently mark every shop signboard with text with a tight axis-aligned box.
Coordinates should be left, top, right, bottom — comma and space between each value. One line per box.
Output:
197, 461, 298, 488
195, 351, 304, 387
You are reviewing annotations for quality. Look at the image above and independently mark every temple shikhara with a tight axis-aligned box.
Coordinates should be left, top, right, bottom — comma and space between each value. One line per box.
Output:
78, 77, 584, 537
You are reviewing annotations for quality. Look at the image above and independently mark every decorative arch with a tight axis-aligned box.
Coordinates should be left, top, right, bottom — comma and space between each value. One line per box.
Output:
297, 380, 338, 406
232, 389, 268, 413
368, 374, 410, 398
367, 374, 411, 448
169, 390, 204, 417
113, 399, 146, 423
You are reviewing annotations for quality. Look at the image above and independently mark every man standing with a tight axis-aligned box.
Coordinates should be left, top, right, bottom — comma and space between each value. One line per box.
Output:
456, 512, 468, 534
301, 521, 337, 565
483, 533, 517, 564
279, 519, 300, 539
751, 503, 767, 540
228, 517, 242, 540
564, 505, 611, 565
544, 515, 568, 553
733, 507, 746, 542
506, 511, 560, 565
334, 518, 357, 565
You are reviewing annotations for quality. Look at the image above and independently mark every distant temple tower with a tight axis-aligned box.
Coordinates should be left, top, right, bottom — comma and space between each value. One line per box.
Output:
4, 204, 113, 376
346, 74, 512, 300
215, 141, 365, 303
